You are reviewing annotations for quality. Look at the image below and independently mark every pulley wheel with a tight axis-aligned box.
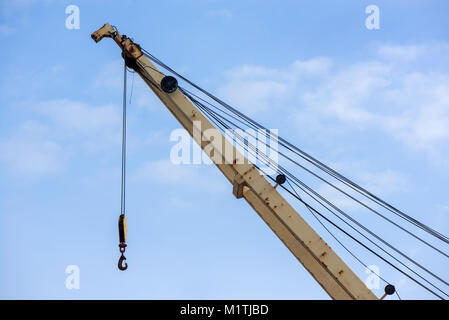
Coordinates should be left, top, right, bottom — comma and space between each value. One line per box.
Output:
161, 76, 178, 93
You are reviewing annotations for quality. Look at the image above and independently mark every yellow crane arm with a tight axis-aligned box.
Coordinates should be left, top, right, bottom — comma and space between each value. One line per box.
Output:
92, 23, 378, 300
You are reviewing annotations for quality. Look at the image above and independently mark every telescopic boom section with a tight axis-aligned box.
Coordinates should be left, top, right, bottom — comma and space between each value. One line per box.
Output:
92, 23, 378, 300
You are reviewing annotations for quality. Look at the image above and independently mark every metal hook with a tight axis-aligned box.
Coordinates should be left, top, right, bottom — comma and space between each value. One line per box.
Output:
118, 243, 128, 271
118, 254, 128, 271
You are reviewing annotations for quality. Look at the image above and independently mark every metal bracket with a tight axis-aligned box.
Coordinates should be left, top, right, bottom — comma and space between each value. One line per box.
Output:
232, 174, 247, 199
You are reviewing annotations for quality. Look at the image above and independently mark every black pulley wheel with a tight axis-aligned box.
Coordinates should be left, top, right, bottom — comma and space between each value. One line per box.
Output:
384, 284, 395, 295
161, 76, 178, 93
276, 174, 286, 185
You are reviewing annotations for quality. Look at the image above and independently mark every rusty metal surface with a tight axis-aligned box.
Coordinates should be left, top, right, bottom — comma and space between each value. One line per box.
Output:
118, 243, 128, 271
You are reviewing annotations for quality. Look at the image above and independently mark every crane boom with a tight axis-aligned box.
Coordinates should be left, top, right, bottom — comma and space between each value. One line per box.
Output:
92, 23, 378, 300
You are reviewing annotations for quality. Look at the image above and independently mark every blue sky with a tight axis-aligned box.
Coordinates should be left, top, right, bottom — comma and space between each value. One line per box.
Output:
1, 0, 449, 299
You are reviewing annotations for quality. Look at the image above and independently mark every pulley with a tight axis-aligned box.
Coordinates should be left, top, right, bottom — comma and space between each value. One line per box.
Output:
117, 59, 129, 271
276, 174, 286, 185
161, 75, 178, 93
274, 174, 286, 189
380, 284, 396, 299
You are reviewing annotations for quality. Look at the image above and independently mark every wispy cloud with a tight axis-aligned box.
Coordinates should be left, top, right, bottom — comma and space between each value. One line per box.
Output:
0, 121, 64, 176
217, 43, 449, 165
35, 99, 120, 135
377, 44, 427, 61
217, 57, 332, 115
0, 99, 122, 177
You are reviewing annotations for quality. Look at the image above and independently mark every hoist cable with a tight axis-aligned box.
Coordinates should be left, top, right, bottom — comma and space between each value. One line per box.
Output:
128, 67, 135, 104
121, 62, 127, 216
117, 60, 129, 271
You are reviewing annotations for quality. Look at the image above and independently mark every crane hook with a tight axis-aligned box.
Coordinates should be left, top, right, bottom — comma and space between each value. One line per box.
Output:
118, 243, 128, 271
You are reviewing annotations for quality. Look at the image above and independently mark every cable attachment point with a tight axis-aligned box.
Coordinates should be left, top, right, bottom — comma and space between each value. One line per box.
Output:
380, 284, 396, 299
274, 174, 286, 188
121, 51, 138, 71
161, 76, 178, 93
118, 243, 128, 271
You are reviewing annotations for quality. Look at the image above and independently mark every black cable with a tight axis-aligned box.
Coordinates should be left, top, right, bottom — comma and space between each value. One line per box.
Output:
292, 191, 444, 300
143, 50, 449, 246
120, 61, 127, 216
286, 178, 391, 285
180, 87, 449, 248
188, 91, 449, 297
204, 103, 444, 299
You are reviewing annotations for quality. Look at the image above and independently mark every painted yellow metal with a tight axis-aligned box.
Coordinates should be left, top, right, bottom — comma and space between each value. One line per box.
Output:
92, 23, 378, 300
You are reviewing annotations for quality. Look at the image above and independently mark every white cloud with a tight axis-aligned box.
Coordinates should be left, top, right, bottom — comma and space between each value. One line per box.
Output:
302, 61, 392, 123
382, 73, 449, 154
218, 57, 332, 115
0, 98, 123, 176
0, 121, 64, 176
377, 44, 427, 61
35, 99, 120, 135
218, 79, 287, 114
217, 43, 449, 164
